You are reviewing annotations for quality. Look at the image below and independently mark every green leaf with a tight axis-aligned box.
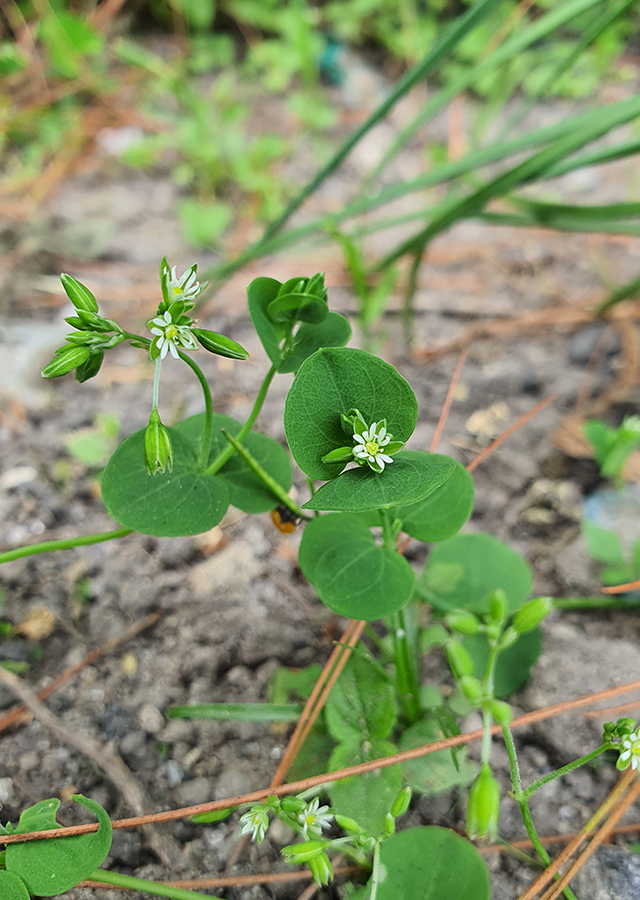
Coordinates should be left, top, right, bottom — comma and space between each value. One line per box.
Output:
247, 277, 288, 367
40, 11, 103, 78
284, 348, 418, 481
269, 664, 323, 704
0, 871, 30, 900
177, 413, 292, 513
178, 198, 232, 247
165, 703, 302, 722
464, 628, 542, 698
101, 428, 229, 536
583, 419, 613, 466
278, 313, 352, 374
582, 521, 625, 564
329, 738, 402, 838
393, 452, 474, 541
6, 795, 112, 897
298, 513, 415, 620
399, 717, 476, 795
287, 726, 337, 782
373, 826, 490, 900
326, 653, 398, 743
421, 533, 532, 614
304, 453, 454, 512
191, 807, 236, 824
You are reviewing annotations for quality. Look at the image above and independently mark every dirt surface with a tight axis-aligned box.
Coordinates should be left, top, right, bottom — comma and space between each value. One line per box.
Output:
2, 69, 640, 900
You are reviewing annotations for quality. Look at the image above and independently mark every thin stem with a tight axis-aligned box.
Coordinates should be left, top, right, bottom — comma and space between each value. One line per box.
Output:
152, 358, 162, 410
369, 840, 382, 900
480, 644, 500, 764
89, 869, 224, 900
522, 745, 611, 801
176, 352, 214, 471
206, 365, 277, 475
0, 528, 133, 566
502, 725, 578, 900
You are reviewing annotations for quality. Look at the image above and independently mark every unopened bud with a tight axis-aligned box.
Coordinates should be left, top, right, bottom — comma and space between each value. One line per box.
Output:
383, 812, 395, 835
282, 840, 330, 863
512, 596, 552, 634
390, 786, 412, 818
144, 409, 173, 475
446, 640, 475, 679
459, 676, 484, 705
467, 763, 500, 841
445, 610, 480, 635
499, 626, 519, 650
335, 814, 363, 834
75, 350, 104, 383
280, 796, 306, 813
487, 589, 507, 625
192, 329, 249, 359
487, 700, 513, 726
61, 273, 99, 313
42, 344, 91, 378
308, 850, 333, 887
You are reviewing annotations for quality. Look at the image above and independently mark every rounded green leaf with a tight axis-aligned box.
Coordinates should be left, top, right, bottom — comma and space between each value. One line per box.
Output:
304, 453, 454, 512
464, 628, 542, 698
325, 653, 398, 743
101, 428, 229, 536
246, 276, 288, 367
396, 452, 474, 542
284, 348, 418, 481
178, 413, 293, 513
329, 738, 402, 839
375, 826, 490, 900
278, 312, 352, 374
6, 795, 112, 897
399, 717, 476, 796
0, 871, 31, 900
298, 513, 415, 620
421, 533, 533, 614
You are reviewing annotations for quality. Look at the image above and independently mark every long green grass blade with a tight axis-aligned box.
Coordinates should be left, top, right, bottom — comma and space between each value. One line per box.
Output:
597, 273, 640, 314
479, 211, 640, 236
166, 703, 303, 722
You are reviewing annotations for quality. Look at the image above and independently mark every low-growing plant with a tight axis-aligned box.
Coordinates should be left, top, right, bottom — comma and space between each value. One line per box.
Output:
1, 261, 638, 898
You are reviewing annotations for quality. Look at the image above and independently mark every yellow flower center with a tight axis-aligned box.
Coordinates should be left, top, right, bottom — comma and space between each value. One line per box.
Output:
165, 324, 178, 340
365, 441, 379, 456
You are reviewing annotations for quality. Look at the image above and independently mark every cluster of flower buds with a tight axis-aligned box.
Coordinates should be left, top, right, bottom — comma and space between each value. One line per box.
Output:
603, 718, 640, 771
321, 408, 405, 474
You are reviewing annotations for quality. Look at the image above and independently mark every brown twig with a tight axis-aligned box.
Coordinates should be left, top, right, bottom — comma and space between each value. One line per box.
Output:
430, 348, 468, 453
467, 396, 555, 472
481, 821, 640, 856
5, 676, 640, 845
0, 612, 161, 733
602, 578, 640, 594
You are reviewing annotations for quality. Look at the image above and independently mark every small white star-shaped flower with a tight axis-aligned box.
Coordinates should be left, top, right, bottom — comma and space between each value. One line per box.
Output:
297, 798, 333, 839
149, 310, 198, 359
239, 806, 270, 843
353, 422, 394, 472
163, 264, 205, 304
618, 728, 640, 770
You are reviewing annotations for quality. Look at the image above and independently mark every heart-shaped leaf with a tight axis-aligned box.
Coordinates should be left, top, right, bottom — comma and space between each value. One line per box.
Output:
421, 533, 532, 614
304, 452, 454, 512
298, 513, 415, 619
284, 348, 418, 481
0, 872, 30, 900
178, 413, 292, 513
374, 826, 490, 900
6, 795, 112, 897
326, 653, 398, 743
329, 738, 403, 838
278, 312, 352, 374
396, 452, 474, 542
101, 428, 229, 536
247, 276, 287, 367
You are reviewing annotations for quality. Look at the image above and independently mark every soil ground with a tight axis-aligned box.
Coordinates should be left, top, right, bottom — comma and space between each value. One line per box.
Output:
2, 62, 640, 899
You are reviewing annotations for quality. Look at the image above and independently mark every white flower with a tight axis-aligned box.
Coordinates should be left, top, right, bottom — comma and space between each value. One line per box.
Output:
353, 422, 394, 472
239, 806, 270, 843
149, 310, 198, 359
163, 263, 205, 305
297, 798, 333, 839
618, 728, 640, 770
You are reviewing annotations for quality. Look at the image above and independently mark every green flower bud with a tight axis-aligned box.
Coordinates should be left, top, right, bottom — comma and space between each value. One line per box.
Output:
446, 640, 475, 679
334, 814, 363, 834
75, 350, 104, 383
390, 786, 412, 818
308, 850, 333, 887
61, 273, 99, 313
487, 589, 507, 625
467, 763, 500, 841
76, 309, 122, 334
383, 812, 395, 836
282, 840, 331, 863
42, 344, 91, 378
487, 699, 513, 726
192, 329, 250, 360
280, 796, 306, 813
459, 675, 484, 705
420, 624, 449, 650
615, 718, 637, 737
499, 626, 519, 650
144, 409, 173, 475
512, 596, 552, 634
321, 446, 354, 464
445, 610, 480, 635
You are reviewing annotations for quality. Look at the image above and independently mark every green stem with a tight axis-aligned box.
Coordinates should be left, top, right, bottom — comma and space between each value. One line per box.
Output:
480, 644, 500, 765
220, 429, 310, 521
0, 528, 133, 566
522, 745, 610, 801
369, 840, 382, 900
152, 359, 162, 410
502, 725, 579, 900
176, 352, 214, 471
380, 510, 420, 723
89, 869, 224, 900
206, 365, 277, 476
